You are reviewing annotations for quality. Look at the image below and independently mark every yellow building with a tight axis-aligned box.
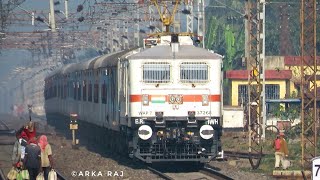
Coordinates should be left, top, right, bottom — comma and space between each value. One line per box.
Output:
225, 56, 320, 106
226, 69, 292, 106
284, 56, 320, 90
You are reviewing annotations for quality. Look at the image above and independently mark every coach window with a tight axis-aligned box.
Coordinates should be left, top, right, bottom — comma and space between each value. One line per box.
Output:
94, 83, 99, 103
88, 82, 92, 102
180, 62, 208, 83
73, 82, 77, 100
58, 83, 61, 99
57, 84, 59, 98
77, 82, 81, 101
53, 85, 56, 97
63, 83, 67, 99
102, 81, 106, 104
83, 81, 87, 101
60, 83, 63, 98
143, 62, 170, 83
56, 84, 58, 97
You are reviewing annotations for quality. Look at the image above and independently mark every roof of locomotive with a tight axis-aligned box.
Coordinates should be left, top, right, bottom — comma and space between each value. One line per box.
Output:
128, 45, 222, 60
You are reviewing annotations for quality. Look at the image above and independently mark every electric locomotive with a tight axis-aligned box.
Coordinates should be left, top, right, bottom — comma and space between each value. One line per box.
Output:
126, 35, 223, 163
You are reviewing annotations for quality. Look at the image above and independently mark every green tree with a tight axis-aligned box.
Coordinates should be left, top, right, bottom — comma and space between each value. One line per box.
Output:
224, 25, 236, 70
205, 0, 245, 71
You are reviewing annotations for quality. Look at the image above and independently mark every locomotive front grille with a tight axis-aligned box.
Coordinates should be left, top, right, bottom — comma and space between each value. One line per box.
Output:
137, 142, 211, 161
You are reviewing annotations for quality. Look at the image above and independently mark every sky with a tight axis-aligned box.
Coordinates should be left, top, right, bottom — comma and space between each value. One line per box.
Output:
0, 0, 207, 84
1, 0, 94, 79
0, 50, 31, 82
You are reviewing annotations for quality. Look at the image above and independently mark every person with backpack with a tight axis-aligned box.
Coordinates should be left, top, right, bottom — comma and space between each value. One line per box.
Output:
273, 132, 289, 169
24, 137, 41, 180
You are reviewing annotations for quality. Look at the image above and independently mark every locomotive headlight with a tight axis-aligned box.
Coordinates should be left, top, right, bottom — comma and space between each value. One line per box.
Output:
142, 94, 149, 106
138, 125, 153, 140
202, 94, 209, 106
169, 95, 175, 104
175, 95, 183, 104
169, 94, 183, 104
199, 125, 214, 139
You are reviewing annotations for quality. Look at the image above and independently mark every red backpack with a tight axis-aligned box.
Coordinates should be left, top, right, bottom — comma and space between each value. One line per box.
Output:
275, 138, 281, 150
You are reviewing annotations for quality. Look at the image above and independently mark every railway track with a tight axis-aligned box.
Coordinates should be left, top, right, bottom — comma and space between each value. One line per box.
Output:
224, 150, 267, 159
147, 164, 234, 180
0, 119, 9, 130
56, 170, 67, 180
201, 165, 234, 180
0, 117, 16, 136
147, 166, 174, 180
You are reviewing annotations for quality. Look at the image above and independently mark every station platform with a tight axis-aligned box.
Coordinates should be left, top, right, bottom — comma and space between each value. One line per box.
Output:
272, 170, 311, 180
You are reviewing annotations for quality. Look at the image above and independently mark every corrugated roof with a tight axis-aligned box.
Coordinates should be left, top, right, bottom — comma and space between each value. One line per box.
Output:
284, 56, 320, 66
61, 63, 77, 74
45, 50, 134, 79
226, 70, 292, 80
78, 56, 100, 70
95, 49, 133, 68
129, 45, 221, 60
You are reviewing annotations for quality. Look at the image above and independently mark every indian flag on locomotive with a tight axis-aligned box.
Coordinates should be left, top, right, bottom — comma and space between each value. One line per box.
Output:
151, 95, 166, 104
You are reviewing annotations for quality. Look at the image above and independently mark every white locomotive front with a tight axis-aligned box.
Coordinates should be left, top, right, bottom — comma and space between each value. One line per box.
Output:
122, 35, 223, 163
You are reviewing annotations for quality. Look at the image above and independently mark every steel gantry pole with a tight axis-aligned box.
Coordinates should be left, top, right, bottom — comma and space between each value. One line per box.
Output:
64, 0, 68, 20
49, 0, 56, 32
149, 5, 155, 33
196, 0, 205, 48
246, 0, 265, 169
300, 0, 318, 171
186, 0, 193, 34
260, 0, 266, 142
134, 10, 140, 47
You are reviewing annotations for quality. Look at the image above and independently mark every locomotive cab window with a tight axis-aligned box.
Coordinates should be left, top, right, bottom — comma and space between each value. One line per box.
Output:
180, 62, 208, 83
142, 62, 170, 83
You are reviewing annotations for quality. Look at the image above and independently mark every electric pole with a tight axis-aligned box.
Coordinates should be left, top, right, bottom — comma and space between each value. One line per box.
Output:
49, 0, 56, 32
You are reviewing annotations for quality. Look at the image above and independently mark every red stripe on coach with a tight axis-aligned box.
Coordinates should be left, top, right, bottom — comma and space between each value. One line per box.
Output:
129, 95, 221, 102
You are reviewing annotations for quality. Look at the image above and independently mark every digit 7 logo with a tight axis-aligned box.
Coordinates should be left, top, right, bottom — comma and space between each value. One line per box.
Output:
315, 164, 320, 176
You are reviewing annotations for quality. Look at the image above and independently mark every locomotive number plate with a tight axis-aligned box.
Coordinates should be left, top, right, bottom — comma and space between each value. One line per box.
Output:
196, 111, 211, 115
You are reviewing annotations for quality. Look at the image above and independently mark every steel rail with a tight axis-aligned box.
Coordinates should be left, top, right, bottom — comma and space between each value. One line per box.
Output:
147, 166, 174, 180
0, 120, 9, 130
201, 165, 234, 180
224, 150, 267, 159
0, 168, 6, 180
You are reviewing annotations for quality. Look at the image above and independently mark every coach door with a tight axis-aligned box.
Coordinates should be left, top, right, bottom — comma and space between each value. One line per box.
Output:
119, 61, 129, 125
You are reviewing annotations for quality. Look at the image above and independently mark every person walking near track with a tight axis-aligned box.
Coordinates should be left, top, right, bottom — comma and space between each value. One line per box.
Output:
12, 130, 28, 167
273, 132, 289, 169
24, 137, 41, 180
38, 135, 54, 180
